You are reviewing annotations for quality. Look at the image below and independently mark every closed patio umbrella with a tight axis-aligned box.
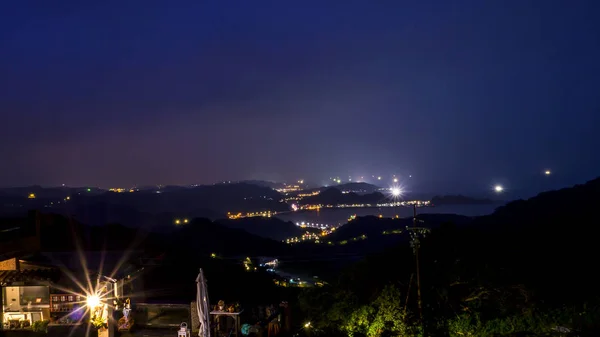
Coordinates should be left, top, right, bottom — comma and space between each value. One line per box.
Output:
196, 268, 211, 337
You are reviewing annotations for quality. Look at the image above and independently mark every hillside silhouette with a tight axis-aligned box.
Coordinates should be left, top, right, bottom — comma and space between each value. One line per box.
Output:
0, 183, 291, 225
216, 217, 303, 241
301, 182, 381, 195
299, 176, 600, 336
0, 212, 288, 257
430, 194, 495, 205
299, 187, 387, 205
326, 213, 474, 242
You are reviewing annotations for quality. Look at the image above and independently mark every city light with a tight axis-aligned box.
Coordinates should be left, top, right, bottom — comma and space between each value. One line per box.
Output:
494, 185, 504, 193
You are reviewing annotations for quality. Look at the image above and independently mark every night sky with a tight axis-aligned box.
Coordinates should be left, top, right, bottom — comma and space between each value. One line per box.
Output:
1, 1, 599, 197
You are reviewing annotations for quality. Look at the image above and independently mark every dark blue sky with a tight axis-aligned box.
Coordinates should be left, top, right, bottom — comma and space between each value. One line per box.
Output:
1, 0, 599, 196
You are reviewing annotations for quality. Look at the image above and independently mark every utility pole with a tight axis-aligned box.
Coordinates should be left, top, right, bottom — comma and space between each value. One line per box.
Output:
406, 203, 429, 334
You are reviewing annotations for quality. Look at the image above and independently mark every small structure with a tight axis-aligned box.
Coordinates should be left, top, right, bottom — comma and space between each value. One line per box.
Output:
178, 322, 190, 337
210, 310, 242, 337
0, 257, 60, 329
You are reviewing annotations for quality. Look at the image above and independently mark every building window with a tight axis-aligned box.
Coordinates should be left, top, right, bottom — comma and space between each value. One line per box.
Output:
20, 286, 50, 305
2, 286, 50, 313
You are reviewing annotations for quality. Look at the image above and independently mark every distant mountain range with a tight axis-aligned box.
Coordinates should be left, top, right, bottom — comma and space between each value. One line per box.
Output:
302, 182, 382, 194
0, 183, 290, 226
318, 176, 600, 247
430, 195, 496, 205
325, 213, 474, 243
215, 217, 303, 241
299, 187, 387, 206
0, 211, 288, 257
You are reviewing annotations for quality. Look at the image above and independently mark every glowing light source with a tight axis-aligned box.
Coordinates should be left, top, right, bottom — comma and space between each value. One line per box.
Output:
391, 188, 401, 196
28, 193, 36, 199
377, 176, 381, 180
393, 178, 398, 183
494, 185, 504, 193
544, 170, 551, 175
86, 295, 100, 308
304, 322, 311, 328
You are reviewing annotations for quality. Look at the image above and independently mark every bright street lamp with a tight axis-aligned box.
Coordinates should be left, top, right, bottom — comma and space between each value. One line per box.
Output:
86, 294, 100, 308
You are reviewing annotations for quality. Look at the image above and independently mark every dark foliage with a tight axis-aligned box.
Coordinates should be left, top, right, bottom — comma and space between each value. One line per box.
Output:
216, 217, 303, 241
299, 177, 600, 336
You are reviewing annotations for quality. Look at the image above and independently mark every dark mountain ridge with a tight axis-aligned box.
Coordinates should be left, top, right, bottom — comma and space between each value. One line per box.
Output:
0, 211, 288, 258
215, 217, 303, 241
430, 194, 496, 205
301, 182, 381, 195
299, 187, 387, 205
0, 183, 290, 223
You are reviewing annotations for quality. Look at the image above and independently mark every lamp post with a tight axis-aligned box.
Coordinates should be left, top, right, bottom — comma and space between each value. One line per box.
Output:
405, 204, 430, 334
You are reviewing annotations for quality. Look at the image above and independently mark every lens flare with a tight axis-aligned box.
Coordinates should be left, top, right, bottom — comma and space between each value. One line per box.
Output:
86, 295, 100, 308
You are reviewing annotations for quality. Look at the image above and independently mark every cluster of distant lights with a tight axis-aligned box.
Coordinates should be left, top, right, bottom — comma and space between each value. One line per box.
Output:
328, 175, 408, 184
295, 222, 334, 229
324, 168, 553, 197
30, 169, 553, 202
493, 170, 551, 193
